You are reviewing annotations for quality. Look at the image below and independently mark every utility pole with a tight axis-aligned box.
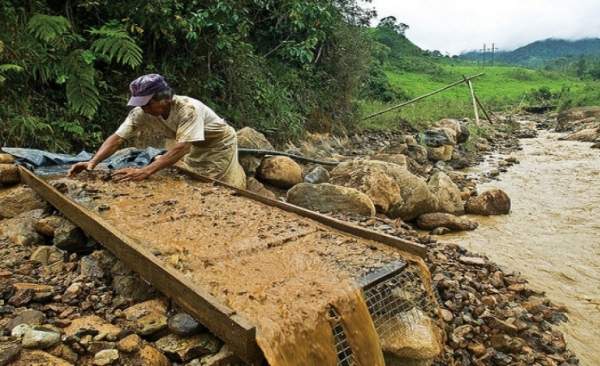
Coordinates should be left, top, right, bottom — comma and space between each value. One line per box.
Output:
491, 43, 496, 66
481, 43, 487, 67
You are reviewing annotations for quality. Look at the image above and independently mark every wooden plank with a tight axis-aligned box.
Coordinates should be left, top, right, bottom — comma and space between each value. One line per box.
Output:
18, 167, 264, 365
175, 165, 428, 258
362, 73, 485, 120
474, 92, 495, 124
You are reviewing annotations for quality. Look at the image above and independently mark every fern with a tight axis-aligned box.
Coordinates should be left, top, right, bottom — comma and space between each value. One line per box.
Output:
63, 49, 100, 118
0, 64, 24, 84
27, 14, 71, 43
90, 22, 142, 68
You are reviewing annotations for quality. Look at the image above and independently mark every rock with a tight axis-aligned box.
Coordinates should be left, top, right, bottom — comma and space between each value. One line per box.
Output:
370, 154, 408, 168
385, 170, 438, 221
591, 141, 600, 149
406, 144, 428, 164
256, 156, 303, 189
427, 172, 464, 215
490, 334, 525, 353
236, 127, 274, 175
562, 127, 599, 142
0, 209, 47, 246
431, 227, 451, 235
0, 186, 48, 219
416, 213, 477, 232
451, 324, 473, 345
422, 127, 457, 147
137, 345, 170, 366
12, 283, 55, 302
199, 344, 238, 366
111, 261, 155, 302
523, 297, 546, 314
330, 160, 402, 213
440, 309, 453, 322
22, 328, 61, 349
245, 177, 276, 200
47, 344, 78, 364
30, 246, 64, 266
286, 183, 376, 216
62, 283, 82, 303
155, 333, 221, 362
34, 216, 63, 237
117, 334, 141, 353
0, 153, 15, 164
64, 315, 122, 339
428, 145, 454, 162
436, 118, 469, 143
123, 299, 168, 336
381, 308, 441, 365
6, 309, 46, 331
467, 342, 487, 357
0, 341, 21, 365
458, 256, 486, 266
11, 350, 73, 366
303, 166, 330, 184
80, 255, 105, 279
53, 220, 87, 252
93, 349, 119, 365
465, 189, 511, 215
168, 313, 201, 336
12, 324, 33, 338
0, 164, 19, 185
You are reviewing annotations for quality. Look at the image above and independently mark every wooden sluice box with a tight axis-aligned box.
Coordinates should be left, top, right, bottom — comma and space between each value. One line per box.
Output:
18, 166, 438, 365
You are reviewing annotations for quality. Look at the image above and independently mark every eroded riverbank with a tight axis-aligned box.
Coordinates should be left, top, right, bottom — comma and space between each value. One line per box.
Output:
443, 130, 600, 365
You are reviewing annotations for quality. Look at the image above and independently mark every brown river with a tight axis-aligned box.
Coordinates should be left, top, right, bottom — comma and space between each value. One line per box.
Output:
443, 129, 600, 365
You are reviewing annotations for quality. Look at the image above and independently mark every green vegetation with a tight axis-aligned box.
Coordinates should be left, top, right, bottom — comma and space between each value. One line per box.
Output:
2, 2, 600, 152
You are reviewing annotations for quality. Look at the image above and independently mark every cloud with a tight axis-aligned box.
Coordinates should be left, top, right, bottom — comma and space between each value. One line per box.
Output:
367, 0, 600, 55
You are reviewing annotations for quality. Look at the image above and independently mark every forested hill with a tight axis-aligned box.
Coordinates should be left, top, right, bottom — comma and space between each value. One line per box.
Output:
461, 38, 600, 67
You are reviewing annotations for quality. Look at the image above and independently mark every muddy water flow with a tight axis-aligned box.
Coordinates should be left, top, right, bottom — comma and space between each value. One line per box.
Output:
444, 130, 600, 365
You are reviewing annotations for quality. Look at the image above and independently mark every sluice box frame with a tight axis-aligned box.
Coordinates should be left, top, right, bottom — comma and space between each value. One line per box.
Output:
18, 166, 429, 365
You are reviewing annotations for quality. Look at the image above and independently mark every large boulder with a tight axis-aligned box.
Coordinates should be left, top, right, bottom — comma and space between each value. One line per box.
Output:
331, 160, 438, 221
370, 153, 408, 168
0, 186, 48, 219
330, 160, 402, 213
405, 144, 428, 164
428, 172, 464, 214
557, 106, 600, 132
436, 118, 469, 144
427, 145, 453, 162
287, 183, 376, 216
237, 127, 274, 175
416, 213, 478, 231
382, 309, 442, 366
465, 189, 511, 215
421, 127, 457, 147
256, 156, 303, 189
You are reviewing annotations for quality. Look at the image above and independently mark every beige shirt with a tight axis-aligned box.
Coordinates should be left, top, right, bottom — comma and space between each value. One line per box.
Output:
115, 95, 230, 146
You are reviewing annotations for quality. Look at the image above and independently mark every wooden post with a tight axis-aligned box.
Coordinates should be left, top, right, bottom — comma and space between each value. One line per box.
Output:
363, 73, 485, 120
473, 93, 494, 124
463, 75, 480, 126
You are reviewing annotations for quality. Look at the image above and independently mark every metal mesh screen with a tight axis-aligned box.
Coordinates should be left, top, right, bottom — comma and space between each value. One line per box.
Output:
333, 263, 438, 365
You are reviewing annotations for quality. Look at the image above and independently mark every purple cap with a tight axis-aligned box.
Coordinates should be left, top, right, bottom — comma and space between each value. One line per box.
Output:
127, 74, 170, 107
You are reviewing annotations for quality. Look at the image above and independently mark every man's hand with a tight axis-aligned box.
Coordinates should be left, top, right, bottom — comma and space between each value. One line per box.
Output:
112, 167, 152, 182
68, 161, 95, 177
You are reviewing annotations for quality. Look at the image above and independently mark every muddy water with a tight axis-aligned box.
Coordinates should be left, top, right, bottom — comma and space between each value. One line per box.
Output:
444, 130, 600, 365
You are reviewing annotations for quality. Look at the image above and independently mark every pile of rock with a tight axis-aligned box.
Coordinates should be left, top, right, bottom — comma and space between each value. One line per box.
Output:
0, 184, 240, 366
556, 106, 600, 145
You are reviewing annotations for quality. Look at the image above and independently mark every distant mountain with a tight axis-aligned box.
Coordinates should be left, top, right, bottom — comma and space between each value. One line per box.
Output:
460, 38, 600, 67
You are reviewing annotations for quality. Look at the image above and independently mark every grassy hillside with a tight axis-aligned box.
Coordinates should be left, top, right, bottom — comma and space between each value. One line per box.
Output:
359, 27, 600, 131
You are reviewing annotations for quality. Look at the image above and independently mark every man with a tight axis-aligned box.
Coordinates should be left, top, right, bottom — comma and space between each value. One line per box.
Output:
68, 74, 246, 189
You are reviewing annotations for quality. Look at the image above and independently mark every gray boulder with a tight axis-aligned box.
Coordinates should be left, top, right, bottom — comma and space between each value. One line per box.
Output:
304, 166, 330, 184
465, 189, 511, 215
287, 183, 376, 216
416, 213, 478, 231
428, 172, 464, 215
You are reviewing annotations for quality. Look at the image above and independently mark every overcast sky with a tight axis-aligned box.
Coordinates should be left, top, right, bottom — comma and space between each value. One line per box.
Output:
368, 0, 600, 55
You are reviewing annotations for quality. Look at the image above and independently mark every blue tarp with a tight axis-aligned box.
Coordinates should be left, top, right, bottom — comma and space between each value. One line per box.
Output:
1, 147, 166, 175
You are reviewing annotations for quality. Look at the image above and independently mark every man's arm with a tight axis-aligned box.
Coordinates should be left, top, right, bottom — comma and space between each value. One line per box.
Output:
112, 142, 190, 182
68, 134, 124, 176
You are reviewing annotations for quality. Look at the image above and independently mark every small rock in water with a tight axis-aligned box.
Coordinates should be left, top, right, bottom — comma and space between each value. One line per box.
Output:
168, 313, 201, 336
431, 227, 451, 235
458, 256, 486, 266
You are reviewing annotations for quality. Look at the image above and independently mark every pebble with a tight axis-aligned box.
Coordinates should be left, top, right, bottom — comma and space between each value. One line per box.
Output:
93, 349, 119, 365
22, 328, 61, 349
168, 312, 201, 336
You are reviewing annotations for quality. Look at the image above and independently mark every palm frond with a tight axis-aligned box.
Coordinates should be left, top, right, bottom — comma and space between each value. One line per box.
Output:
64, 49, 100, 118
90, 22, 142, 68
27, 14, 71, 43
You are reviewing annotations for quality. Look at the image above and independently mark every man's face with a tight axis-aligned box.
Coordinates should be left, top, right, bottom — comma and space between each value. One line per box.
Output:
141, 99, 169, 117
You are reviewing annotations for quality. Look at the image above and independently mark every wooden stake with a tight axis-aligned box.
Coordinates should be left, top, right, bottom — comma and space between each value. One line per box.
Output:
473, 93, 494, 124
464, 75, 480, 126
363, 73, 485, 120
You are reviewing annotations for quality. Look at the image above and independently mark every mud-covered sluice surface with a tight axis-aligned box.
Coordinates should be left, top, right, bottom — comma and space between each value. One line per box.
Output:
444, 130, 600, 365
58, 172, 437, 365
